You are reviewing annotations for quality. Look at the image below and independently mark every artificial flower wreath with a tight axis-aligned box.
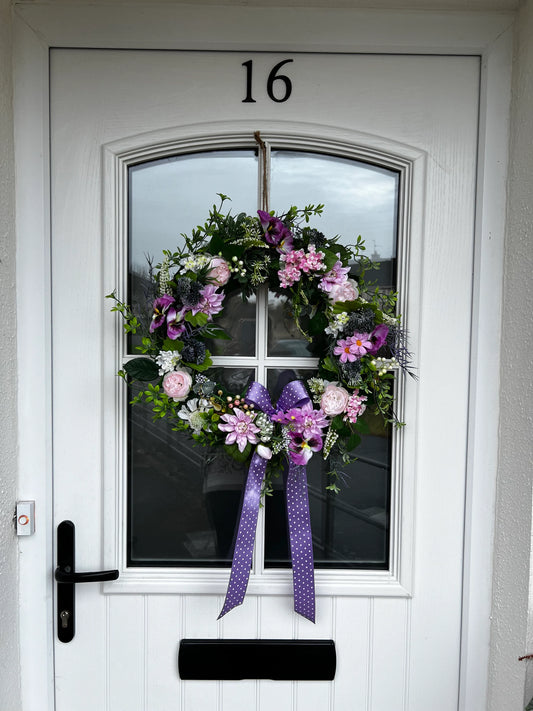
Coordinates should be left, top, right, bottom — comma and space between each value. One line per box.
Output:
108, 195, 410, 495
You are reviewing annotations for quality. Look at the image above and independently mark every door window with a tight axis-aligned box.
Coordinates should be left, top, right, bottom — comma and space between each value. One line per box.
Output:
127, 146, 399, 570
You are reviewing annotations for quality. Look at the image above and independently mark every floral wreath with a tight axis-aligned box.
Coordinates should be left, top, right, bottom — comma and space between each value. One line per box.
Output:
109, 195, 412, 621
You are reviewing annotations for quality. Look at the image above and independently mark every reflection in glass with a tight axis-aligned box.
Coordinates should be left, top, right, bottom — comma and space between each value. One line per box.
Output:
267, 291, 314, 358
271, 151, 398, 292
129, 150, 258, 273
264, 368, 391, 569
206, 291, 256, 357
128, 368, 255, 566
127, 150, 258, 353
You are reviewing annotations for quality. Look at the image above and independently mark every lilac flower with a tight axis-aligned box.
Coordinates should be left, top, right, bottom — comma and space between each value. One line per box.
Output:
218, 408, 260, 452
273, 402, 329, 440
318, 259, 350, 293
149, 294, 175, 333
257, 210, 294, 250
192, 284, 225, 319
367, 324, 389, 355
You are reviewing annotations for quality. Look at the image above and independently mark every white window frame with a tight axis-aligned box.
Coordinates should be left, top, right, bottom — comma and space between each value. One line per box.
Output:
14, 6, 513, 711
103, 129, 416, 597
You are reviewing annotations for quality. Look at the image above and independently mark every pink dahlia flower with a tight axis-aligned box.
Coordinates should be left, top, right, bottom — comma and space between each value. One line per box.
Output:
218, 408, 260, 452
318, 259, 350, 293
193, 284, 225, 319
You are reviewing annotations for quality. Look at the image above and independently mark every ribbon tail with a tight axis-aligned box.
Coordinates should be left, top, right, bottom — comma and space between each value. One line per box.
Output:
218, 452, 267, 619
286, 463, 316, 623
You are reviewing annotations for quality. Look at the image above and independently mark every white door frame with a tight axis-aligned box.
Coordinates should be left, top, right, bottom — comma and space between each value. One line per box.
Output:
13, 5, 513, 710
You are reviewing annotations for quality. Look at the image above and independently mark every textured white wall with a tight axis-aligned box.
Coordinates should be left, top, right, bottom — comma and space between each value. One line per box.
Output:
0, 1, 22, 710
489, 1, 533, 709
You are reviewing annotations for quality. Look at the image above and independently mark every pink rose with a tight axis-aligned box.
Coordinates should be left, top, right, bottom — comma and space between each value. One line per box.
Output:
162, 370, 192, 401
328, 279, 359, 303
207, 256, 231, 286
320, 384, 350, 416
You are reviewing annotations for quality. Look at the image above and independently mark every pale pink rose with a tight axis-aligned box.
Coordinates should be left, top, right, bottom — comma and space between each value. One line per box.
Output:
162, 370, 192, 401
328, 279, 359, 303
320, 384, 350, 416
207, 256, 231, 286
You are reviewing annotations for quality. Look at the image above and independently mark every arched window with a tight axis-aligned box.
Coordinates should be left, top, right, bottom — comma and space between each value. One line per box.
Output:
126, 144, 399, 571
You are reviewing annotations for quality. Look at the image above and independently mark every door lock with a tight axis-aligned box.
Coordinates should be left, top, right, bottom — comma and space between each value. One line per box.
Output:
55, 520, 119, 642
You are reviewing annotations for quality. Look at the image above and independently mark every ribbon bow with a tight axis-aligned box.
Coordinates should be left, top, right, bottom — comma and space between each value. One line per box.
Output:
218, 380, 316, 623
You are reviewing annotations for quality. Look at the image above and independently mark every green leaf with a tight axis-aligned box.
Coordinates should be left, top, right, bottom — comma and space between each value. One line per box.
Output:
202, 324, 231, 340
308, 311, 328, 336
354, 417, 370, 435
185, 354, 213, 372
224, 442, 252, 462
123, 358, 159, 382
346, 432, 362, 451
322, 356, 337, 373
323, 249, 340, 271
185, 311, 209, 327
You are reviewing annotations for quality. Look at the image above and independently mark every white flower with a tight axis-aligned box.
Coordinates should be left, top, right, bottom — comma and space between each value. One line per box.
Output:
179, 254, 210, 274
256, 444, 273, 460
324, 311, 350, 337
155, 350, 182, 375
177, 398, 209, 433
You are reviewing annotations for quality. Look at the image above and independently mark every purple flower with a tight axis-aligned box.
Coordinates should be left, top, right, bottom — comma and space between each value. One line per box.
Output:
318, 259, 350, 293
334, 333, 372, 362
273, 402, 329, 440
333, 337, 358, 363
149, 294, 175, 333
257, 210, 294, 251
367, 324, 389, 355
166, 307, 187, 340
192, 284, 225, 319
288, 432, 323, 465
218, 408, 260, 452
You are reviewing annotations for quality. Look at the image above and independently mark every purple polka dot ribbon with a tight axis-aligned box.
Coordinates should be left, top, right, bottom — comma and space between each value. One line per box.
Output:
218, 381, 316, 623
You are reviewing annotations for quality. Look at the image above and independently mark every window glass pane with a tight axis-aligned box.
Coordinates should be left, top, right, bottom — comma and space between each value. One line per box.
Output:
268, 152, 398, 357
270, 150, 398, 260
264, 338, 391, 566
128, 150, 258, 353
128, 368, 255, 566
267, 291, 314, 358
126, 150, 258, 568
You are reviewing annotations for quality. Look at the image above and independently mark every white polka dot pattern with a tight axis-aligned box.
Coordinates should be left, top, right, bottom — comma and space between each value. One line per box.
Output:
218, 381, 317, 624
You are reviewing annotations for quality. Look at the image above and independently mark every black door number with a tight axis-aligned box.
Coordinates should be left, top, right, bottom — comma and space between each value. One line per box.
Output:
242, 59, 294, 104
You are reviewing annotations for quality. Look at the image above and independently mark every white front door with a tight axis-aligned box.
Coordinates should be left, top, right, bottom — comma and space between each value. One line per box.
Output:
51, 49, 479, 710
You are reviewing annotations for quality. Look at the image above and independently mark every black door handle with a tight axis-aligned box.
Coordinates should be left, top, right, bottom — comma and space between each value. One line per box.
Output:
55, 520, 119, 642
55, 568, 119, 583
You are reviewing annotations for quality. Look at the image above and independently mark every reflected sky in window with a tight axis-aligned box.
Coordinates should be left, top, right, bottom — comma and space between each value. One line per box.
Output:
129, 151, 258, 273
270, 151, 398, 259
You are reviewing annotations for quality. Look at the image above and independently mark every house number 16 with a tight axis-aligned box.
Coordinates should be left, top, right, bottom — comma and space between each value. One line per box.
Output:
242, 59, 294, 103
